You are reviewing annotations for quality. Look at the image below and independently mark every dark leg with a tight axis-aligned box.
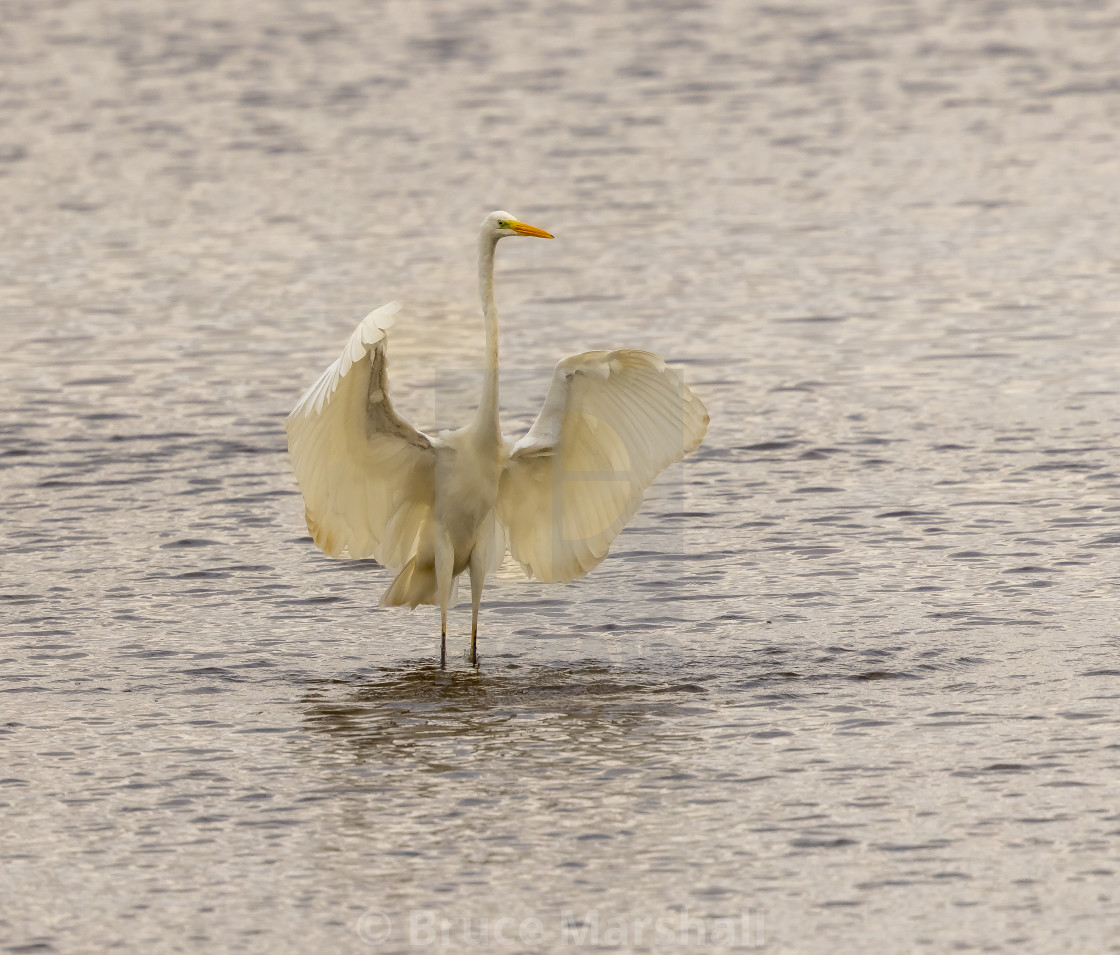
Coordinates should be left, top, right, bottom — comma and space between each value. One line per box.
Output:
469, 555, 484, 667
435, 530, 452, 670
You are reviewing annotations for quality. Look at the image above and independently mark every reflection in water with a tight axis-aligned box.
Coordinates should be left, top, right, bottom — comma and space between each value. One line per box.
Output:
299, 661, 707, 769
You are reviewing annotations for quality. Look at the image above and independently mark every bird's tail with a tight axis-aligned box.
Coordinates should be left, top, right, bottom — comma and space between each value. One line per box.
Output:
381, 557, 438, 608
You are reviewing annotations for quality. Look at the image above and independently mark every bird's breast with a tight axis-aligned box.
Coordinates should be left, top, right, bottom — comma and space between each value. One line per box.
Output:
432, 442, 500, 551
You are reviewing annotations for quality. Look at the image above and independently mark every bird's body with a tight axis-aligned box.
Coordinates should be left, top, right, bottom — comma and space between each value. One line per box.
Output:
286, 212, 708, 666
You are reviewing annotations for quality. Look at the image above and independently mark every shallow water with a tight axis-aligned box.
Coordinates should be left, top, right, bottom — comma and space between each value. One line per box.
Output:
3, 0, 1120, 952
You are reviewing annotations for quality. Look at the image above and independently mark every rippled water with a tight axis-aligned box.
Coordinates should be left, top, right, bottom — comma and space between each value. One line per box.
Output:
4, 0, 1120, 951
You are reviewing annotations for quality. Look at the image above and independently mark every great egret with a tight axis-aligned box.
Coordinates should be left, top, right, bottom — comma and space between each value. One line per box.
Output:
286, 211, 709, 667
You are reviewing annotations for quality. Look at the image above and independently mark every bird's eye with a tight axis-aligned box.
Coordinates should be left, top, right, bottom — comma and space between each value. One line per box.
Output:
497, 220, 509, 229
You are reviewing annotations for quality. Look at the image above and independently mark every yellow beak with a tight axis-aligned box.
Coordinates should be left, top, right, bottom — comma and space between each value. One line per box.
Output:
510, 220, 554, 239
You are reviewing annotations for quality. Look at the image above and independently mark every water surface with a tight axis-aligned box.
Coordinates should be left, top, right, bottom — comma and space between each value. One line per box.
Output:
2, 0, 1120, 951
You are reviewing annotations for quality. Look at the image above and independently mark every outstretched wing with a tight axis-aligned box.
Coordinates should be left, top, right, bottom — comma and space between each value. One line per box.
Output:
286, 302, 436, 567
498, 349, 708, 583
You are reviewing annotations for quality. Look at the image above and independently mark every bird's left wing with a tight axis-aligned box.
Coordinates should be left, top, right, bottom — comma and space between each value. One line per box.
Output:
286, 302, 436, 568
498, 349, 708, 583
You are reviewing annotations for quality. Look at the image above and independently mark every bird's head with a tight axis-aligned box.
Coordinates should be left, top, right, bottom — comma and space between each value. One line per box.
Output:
484, 210, 554, 240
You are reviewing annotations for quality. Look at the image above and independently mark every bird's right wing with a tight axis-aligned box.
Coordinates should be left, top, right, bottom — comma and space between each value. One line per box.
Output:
286, 302, 436, 568
498, 349, 708, 583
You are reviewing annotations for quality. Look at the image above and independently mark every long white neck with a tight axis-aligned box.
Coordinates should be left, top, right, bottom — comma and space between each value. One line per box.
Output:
474, 231, 500, 436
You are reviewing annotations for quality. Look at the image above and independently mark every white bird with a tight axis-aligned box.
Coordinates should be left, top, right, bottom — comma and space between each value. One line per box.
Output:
286, 211, 708, 667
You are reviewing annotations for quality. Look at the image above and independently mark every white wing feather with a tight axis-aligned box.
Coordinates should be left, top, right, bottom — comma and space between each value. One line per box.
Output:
286, 302, 436, 567
498, 349, 708, 583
